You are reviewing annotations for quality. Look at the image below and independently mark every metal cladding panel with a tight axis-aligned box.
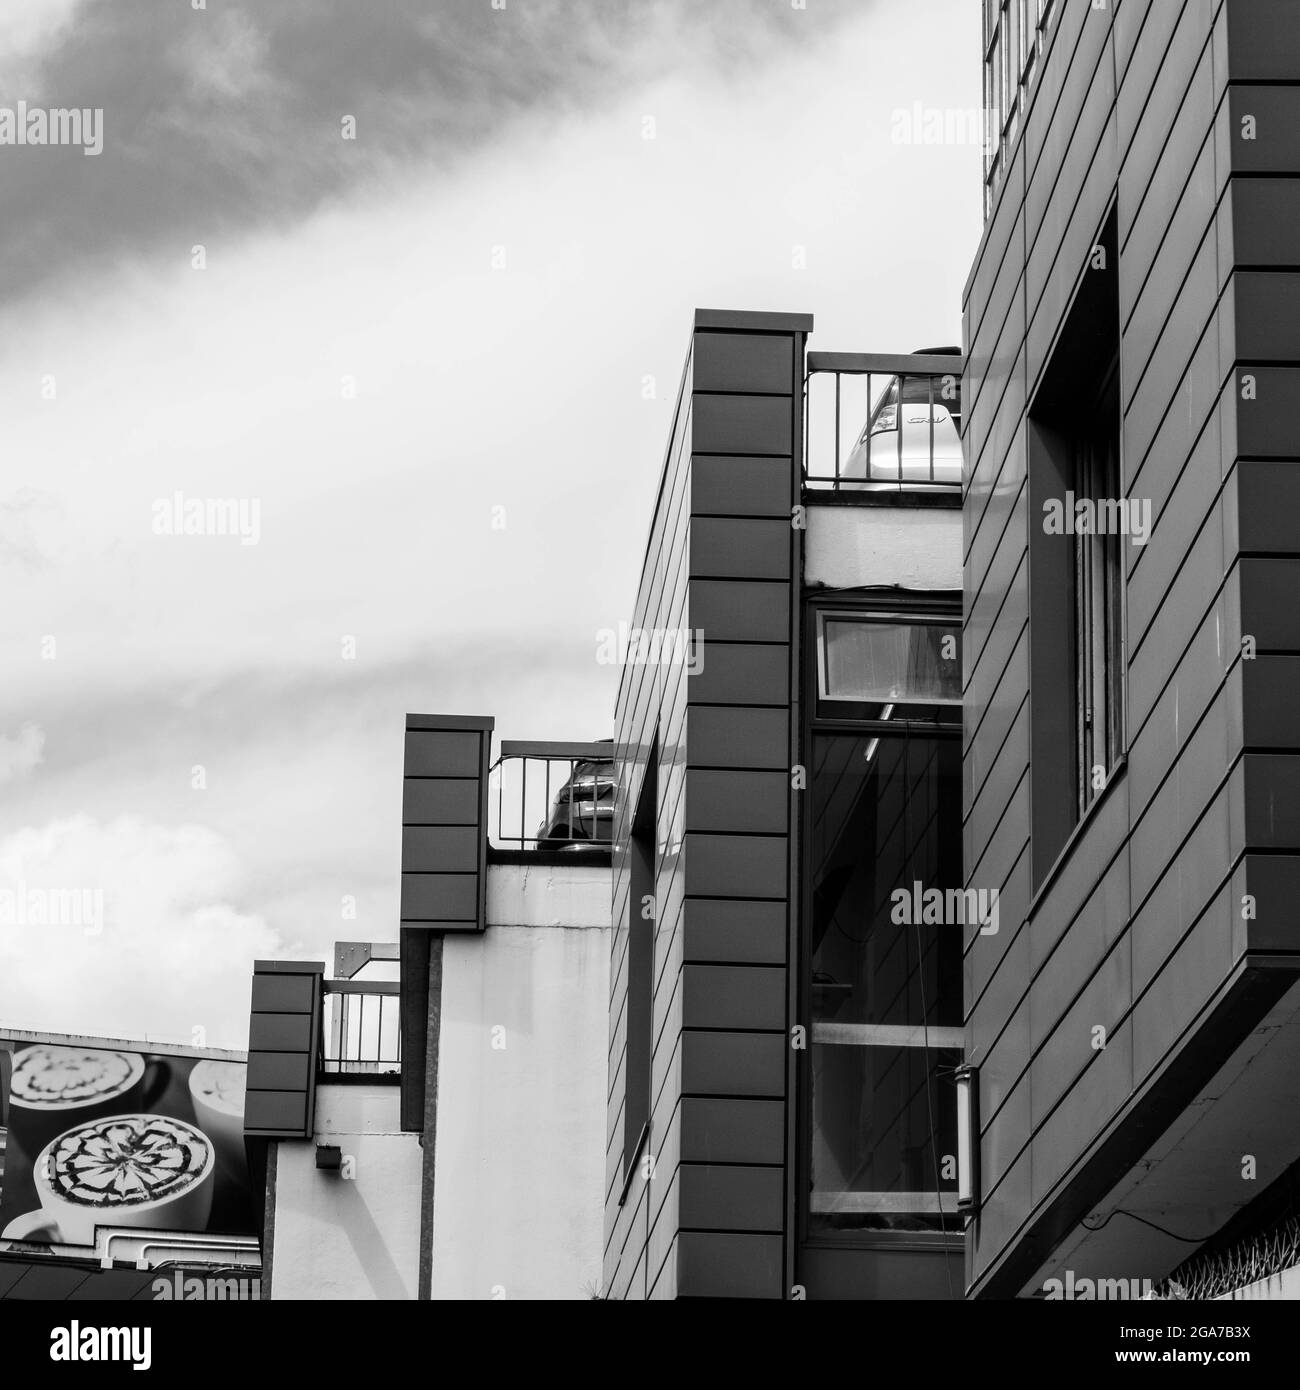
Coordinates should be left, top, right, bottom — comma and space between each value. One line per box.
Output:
678, 1165, 784, 1232
605, 310, 807, 1301
397, 715, 493, 1143
677, 1233, 783, 1300
693, 332, 795, 394
680, 1031, 786, 1096
962, 0, 1300, 1295
691, 456, 792, 518
961, 0, 1300, 1299
682, 898, 787, 965
245, 1052, 312, 1091
1225, 0, 1300, 79
692, 395, 792, 457
689, 518, 791, 581
685, 643, 789, 706
400, 714, 492, 932
244, 959, 323, 1140
681, 965, 785, 1031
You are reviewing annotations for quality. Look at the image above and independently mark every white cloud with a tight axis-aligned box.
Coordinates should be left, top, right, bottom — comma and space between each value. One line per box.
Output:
0, 0, 90, 92
0, 816, 286, 1048
0, 0, 981, 1043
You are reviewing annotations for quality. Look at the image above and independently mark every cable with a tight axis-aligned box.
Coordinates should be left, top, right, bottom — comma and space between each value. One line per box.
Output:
1081, 1208, 1220, 1244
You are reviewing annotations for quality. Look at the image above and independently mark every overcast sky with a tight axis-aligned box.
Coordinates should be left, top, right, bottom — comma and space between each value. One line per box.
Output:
0, 0, 981, 1049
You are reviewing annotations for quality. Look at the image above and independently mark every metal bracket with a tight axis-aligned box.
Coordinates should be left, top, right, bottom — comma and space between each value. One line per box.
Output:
333, 941, 399, 980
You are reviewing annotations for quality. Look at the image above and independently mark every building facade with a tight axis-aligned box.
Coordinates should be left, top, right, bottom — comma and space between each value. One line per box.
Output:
963, 0, 1300, 1298
601, 311, 966, 1299
243, 313, 971, 1300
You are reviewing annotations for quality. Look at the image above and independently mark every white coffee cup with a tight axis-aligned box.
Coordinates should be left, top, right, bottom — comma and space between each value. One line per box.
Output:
187, 1059, 246, 1172
34, 1113, 214, 1247
9, 1045, 172, 1155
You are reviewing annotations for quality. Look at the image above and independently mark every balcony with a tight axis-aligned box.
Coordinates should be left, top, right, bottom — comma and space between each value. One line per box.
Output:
321, 979, 400, 1078
804, 351, 964, 498
487, 740, 615, 864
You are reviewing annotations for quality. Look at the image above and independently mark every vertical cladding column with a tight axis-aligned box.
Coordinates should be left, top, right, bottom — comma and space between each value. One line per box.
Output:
605, 334, 695, 1302
1223, 0, 1300, 953
399, 712, 493, 1132
245, 961, 325, 1140
674, 309, 811, 1299
395, 713, 493, 1298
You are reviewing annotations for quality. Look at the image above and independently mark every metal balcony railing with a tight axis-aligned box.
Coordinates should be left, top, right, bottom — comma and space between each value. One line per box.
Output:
804, 352, 964, 493
321, 979, 400, 1074
488, 740, 616, 853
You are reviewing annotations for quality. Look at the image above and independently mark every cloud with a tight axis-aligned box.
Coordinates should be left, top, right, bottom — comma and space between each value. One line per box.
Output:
174, 8, 271, 104
0, 815, 286, 1048
0, 0, 89, 92
0, 724, 45, 783
0, 0, 982, 1046
0, 0, 867, 309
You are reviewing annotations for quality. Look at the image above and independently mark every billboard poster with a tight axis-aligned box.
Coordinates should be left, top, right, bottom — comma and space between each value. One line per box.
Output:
0, 1041, 253, 1246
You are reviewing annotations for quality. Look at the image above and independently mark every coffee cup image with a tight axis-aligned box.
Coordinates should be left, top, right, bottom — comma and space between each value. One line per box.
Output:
33, 1113, 214, 1247
8, 1046, 171, 1152
187, 1060, 245, 1174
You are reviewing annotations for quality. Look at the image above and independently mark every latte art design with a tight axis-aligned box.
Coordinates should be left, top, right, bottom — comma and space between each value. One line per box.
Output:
43, 1115, 211, 1209
11, 1046, 139, 1108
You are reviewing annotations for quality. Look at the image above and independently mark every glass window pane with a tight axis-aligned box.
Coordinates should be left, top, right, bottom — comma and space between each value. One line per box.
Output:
810, 1044, 962, 1232
807, 732, 964, 1234
808, 734, 963, 1030
821, 618, 961, 704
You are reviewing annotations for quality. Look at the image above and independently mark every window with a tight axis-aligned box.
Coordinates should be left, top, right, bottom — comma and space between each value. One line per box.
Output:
1019, 0, 1036, 88
803, 604, 964, 1238
985, 0, 1056, 214
816, 613, 961, 714
807, 731, 962, 1234
621, 740, 656, 1187
1027, 205, 1124, 886
1074, 365, 1124, 817
1001, 0, 1018, 148
984, 0, 1021, 210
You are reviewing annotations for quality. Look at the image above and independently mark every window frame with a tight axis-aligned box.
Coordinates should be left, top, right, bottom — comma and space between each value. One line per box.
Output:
617, 733, 657, 1201
1025, 199, 1126, 894
798, 593, 965, 1253
984, 0, 1058, 215
1073, 356, 1125, 818
814, 609, 963, 714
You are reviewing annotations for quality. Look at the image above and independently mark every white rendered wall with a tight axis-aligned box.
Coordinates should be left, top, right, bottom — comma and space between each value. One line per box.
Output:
431, 862, 610, 1299
805, 505, 962, 591
269, 1083, 421, 1300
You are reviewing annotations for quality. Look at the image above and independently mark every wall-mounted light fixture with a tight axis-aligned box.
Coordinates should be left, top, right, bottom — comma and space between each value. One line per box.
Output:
954, 1064, 979, 1213
315, 1144, 342, 1173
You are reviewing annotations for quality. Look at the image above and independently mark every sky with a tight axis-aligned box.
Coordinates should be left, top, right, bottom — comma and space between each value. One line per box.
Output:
0, 0, 982, 1049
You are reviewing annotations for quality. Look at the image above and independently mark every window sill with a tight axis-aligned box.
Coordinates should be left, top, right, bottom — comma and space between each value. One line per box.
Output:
1027, 753, 1128, 921
800, 486, 962, 510
617, 1123, 650, 1208
802, 1230, 965, 1253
